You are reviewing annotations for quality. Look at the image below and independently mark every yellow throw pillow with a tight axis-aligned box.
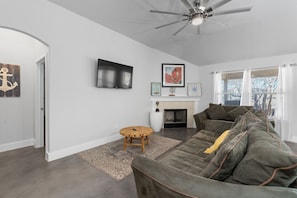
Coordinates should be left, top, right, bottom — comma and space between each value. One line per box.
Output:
204, 130, 230, 154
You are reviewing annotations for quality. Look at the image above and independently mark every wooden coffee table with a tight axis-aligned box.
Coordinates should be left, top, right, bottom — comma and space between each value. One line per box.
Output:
120, 126, 153, 153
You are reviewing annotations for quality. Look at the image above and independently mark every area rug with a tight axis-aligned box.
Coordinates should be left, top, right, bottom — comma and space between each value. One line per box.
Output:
77, 134, 181, 181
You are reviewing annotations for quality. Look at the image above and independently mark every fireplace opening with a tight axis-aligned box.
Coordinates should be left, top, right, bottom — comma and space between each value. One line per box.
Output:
164, 109, 187, 128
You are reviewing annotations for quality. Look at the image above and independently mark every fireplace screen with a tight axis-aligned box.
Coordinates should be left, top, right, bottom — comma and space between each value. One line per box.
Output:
164, 109, 187, 128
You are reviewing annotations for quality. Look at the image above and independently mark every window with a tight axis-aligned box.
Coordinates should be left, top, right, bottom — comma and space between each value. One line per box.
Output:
251, 68, 278, 116
219, 68, 278, 117
221, 71, 243, 106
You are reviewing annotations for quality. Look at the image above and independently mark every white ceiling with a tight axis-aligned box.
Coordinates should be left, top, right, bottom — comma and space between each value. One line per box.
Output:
48, 0, 297, 66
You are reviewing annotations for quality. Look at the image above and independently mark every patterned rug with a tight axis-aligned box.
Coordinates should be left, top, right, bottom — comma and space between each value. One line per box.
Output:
77, 134, 181, 181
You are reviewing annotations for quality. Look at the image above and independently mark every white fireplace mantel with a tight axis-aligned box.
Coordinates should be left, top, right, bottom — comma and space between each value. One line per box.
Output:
150, 96, 200, 102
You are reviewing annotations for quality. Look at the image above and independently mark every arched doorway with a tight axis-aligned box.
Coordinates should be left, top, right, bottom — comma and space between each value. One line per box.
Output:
0, 27, 49, 159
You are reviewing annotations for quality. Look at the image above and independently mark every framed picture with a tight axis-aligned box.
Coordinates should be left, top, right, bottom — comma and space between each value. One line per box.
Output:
151, 82, 161, 96
0, 63, 20, 97
187, 83, 202, 96
162, 64, 185, 87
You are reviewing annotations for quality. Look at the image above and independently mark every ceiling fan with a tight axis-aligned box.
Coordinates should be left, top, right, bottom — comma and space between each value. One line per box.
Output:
150, 0, 252, 35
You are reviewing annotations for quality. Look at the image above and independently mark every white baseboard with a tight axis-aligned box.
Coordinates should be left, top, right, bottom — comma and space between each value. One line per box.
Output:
0, 139, 34, 152
46, 134, 122, 162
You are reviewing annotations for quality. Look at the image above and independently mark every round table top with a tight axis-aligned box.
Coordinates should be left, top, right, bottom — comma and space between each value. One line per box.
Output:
120, 126, 153, 137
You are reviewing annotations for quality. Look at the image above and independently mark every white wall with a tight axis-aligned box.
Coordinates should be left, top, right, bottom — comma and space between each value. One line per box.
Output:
0, 28, 47, 151
0, 0, 200, 160
149, 50, 200, 96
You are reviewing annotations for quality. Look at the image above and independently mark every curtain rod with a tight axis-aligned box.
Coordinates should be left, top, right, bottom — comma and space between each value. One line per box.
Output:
210, 66, 278, 75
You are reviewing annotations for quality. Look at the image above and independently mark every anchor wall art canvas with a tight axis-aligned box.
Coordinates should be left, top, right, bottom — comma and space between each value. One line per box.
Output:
0, 63, 20, 97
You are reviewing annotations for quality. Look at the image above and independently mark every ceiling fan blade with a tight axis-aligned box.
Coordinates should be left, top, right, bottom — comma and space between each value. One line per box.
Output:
173, 21, 190, 36
212, 7, 252, 16
204, 18, 228, 27
150, 10, 187, 16
201, 0, 210, 6
206, 0, 232, 13
155, 19, 188, 29
180, 0, 196, 12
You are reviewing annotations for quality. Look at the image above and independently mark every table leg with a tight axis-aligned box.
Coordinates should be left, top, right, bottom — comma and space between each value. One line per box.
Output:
146, 136, 149, 145
141, 136, 145, 153
123, 136, 127, 150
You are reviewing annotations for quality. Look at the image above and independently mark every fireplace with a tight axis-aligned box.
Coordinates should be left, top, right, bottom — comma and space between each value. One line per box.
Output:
164, 109, 187, 128
150, 97, 200, 128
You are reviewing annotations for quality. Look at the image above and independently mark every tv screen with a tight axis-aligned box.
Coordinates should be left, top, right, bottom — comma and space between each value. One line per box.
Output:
96, 59, 133, 89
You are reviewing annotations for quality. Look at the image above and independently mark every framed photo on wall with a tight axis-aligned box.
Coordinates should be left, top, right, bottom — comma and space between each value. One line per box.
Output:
151, 82, 161, 96
0, 63, 20, 97
187, 83, 202, 96
162, 64, 185, 87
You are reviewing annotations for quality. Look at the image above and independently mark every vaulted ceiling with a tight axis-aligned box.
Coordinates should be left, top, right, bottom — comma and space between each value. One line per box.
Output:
48, 0, 297, 66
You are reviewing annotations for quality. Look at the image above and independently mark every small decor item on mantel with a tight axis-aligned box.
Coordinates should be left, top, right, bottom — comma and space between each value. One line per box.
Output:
187, 83, 202, 97
151, 82, 161, 96
155, 101, 160, 112
169, 87, 176, 96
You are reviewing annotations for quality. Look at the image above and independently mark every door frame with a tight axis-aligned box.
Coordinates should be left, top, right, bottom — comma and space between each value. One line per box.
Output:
35, 54, 49, 157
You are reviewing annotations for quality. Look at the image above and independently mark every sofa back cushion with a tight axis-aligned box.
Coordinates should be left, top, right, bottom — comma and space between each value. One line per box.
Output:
201, 131, 248, 180
231, 122, 297, 187
227, 106, 249, 120
221, 111, 263, 146
204, 120, 234, 135
206, 103, 254, 121
207, 104, 228, 120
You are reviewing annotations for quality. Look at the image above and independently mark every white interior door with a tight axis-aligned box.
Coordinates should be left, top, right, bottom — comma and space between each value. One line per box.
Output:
35, 57, 45, 148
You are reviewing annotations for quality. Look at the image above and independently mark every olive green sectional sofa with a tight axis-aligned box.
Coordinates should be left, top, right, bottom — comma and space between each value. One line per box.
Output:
131, 104, 297, 198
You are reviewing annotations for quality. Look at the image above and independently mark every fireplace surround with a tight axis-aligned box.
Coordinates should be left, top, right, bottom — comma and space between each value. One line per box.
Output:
150, 96, 200, 128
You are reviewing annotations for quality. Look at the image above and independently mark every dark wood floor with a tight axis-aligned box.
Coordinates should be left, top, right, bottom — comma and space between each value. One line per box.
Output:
0, 128, 196, 198
0, 128, 296, 198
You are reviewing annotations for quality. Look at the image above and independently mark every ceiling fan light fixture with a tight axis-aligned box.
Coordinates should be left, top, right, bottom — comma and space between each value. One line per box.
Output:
192, 15, 203, 26
198, 6, 206, 11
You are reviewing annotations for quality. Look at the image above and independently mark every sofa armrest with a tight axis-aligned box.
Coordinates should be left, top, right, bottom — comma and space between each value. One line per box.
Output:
193, 109, 208, 131
131, 156, 297, 198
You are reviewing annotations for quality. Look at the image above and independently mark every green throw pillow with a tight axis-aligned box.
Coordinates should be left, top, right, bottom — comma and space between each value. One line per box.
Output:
201, 131, 248, 181
232, 123, 297, 187
227, 106, 249, 120
207, 104, 227, 120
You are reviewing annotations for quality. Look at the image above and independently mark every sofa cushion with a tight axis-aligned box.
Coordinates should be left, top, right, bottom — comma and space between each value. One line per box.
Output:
204, 120, 234, 135
159, 149, 208, 176
201, 131, 248, 180
231, 123, 297, 187
192, 130, 218, 143
207, 104, 228, 120
227, 106, 249, 120
176, 137, 213, 157
204, 130, 230, 154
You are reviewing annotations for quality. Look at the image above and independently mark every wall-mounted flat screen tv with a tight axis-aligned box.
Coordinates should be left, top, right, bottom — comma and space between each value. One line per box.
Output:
96, 59, 133, 89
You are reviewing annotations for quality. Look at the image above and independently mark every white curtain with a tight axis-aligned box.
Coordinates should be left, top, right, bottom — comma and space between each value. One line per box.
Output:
275, 65, 287, 139
240, 69, 252, 106
213, 72, 222, 104
275, 64, 297, 141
